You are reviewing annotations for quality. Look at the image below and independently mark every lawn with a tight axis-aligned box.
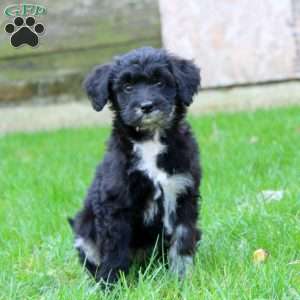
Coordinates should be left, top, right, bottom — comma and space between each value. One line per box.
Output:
0, 106, 299, 300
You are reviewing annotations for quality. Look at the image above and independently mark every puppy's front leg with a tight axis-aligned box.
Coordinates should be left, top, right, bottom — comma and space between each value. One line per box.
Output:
95, 214, 132, 284
168, 224, 197, 277
168, 195, 200, 278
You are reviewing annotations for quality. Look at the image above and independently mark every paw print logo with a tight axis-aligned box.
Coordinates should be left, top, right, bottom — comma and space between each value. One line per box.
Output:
4, 16, 45, 48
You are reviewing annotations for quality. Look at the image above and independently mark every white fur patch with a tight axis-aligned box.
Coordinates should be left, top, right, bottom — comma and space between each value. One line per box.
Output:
169, 225, 193, 277
75, 236, 100, 266
133, 132, 193, 233
162, 174, 193, 234
144, 200, 159, 225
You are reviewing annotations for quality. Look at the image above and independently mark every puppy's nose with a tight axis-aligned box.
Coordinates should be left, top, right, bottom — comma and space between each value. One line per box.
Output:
140, 101, 154, 114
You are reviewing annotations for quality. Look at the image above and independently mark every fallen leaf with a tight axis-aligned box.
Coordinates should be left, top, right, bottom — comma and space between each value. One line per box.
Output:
253, 248, 269, 264
258, 190, 284, 202
249, 136, 259, 144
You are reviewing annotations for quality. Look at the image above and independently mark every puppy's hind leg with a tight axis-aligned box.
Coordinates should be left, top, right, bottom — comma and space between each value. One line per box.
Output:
69, 205, 101, 278
94, 212, 133, 285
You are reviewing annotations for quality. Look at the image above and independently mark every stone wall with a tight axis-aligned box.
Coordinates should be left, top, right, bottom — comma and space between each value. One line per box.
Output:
292, 0, 300, 73
159, 0, 300, 88
0, 0, 161, 102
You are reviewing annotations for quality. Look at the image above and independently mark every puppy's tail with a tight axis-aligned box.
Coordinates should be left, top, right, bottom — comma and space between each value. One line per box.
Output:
67, 217, 74, 229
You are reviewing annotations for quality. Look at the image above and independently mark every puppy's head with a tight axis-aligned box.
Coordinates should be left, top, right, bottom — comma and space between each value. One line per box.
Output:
84, 47, 200, 131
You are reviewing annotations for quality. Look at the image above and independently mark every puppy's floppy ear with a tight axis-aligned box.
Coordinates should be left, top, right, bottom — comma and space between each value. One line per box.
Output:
170, 57, 201, 106
83, 64, 112, 111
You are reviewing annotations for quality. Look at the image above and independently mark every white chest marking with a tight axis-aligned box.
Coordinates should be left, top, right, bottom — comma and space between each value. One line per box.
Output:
133, 132, 193, 234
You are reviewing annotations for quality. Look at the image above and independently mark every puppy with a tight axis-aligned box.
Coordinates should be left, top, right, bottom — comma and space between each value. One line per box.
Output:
69, 47, 202, 284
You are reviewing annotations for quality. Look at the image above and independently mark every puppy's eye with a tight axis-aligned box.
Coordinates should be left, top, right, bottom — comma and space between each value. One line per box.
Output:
123, 84, 133, 93
154, 80, 164, 87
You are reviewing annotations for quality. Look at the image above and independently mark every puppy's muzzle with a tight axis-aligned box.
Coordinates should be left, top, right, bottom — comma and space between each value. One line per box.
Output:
140, 101, 155, 114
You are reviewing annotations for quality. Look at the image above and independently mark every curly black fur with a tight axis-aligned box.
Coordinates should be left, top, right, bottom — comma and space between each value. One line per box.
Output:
69, 47, 202, 284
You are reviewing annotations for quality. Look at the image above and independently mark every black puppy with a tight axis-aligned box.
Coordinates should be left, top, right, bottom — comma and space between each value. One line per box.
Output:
69, 47, 202, 284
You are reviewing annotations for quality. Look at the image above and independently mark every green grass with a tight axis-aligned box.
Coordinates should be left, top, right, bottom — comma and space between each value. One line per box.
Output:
0, 106, 299, 299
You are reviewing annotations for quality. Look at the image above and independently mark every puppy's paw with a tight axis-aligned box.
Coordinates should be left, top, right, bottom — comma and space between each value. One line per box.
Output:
169, 252, 193, 278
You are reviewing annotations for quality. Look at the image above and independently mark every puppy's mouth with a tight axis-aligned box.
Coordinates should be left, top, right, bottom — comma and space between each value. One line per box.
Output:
135, 109, 173, 131
121, 106, 175, 131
